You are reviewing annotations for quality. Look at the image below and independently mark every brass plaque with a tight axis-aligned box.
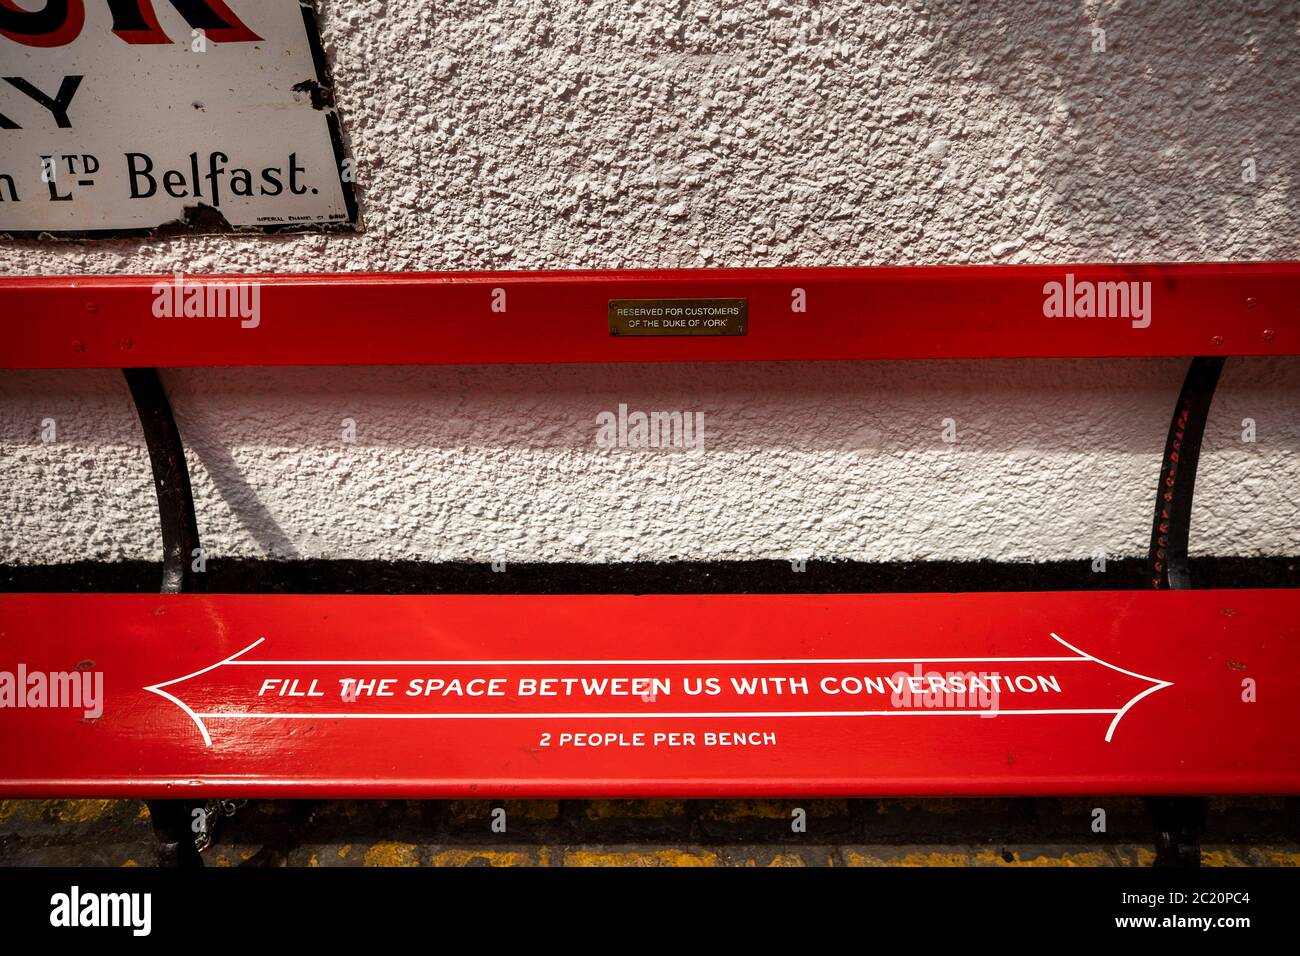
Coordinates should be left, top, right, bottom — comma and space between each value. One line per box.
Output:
609, 299, 748, 336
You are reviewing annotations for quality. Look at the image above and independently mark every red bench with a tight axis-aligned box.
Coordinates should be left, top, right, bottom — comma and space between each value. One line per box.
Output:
2, 263, 1297, 863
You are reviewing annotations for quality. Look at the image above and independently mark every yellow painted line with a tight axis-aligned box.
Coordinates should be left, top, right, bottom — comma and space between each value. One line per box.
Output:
849, 849, 969, 867
362, 841, 420, 867
431, 849, 536, 867
843, 847, 1129, 867
1254, 849, 1300, 867
445, 800, 559, 823
997, 850, 1117, 867
565, 848, 719, 867
44, 799, 118, 824
0, 799, 121, 824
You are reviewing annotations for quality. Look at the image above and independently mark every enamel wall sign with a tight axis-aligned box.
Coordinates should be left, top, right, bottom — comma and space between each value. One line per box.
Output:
0, 0, 357, 238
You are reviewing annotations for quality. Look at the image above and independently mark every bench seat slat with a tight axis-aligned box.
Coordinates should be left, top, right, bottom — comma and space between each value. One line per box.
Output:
1, 590, 1295, 797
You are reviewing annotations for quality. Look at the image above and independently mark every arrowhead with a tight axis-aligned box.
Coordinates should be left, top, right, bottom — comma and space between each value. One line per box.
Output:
143, 637, 265, 748
1050, 632, 1172, 742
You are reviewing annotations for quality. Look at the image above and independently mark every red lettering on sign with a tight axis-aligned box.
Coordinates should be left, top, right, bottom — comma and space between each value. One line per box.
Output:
0, 0, 260, 47
110, 0, 262, 45
0, 0, 86, 48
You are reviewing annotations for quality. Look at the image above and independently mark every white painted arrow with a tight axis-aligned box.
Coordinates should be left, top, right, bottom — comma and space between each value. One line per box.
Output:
145, 632, 1171, 748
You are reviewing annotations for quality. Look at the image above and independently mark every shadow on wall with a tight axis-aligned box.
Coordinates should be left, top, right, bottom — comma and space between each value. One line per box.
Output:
920, 0, 1297, 261
178, 419, 304, 561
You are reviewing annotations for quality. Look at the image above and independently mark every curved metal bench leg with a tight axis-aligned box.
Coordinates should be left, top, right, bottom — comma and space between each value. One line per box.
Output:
143, 798, 204, 868
1148, 356, 1226, 591
125, 368, 208, 867
1144, 355, 1225, 867
124, 368, 203, 595
1149, 796, 1207, 868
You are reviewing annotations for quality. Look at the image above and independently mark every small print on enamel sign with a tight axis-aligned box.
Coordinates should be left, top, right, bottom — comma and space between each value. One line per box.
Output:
0, 1, 358, 239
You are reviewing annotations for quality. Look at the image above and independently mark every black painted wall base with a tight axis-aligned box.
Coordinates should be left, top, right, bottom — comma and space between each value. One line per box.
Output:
2, 556, 1296, 595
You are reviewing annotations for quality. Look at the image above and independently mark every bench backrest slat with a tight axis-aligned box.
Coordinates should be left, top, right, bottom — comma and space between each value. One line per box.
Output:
3, 264, 1298, 368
